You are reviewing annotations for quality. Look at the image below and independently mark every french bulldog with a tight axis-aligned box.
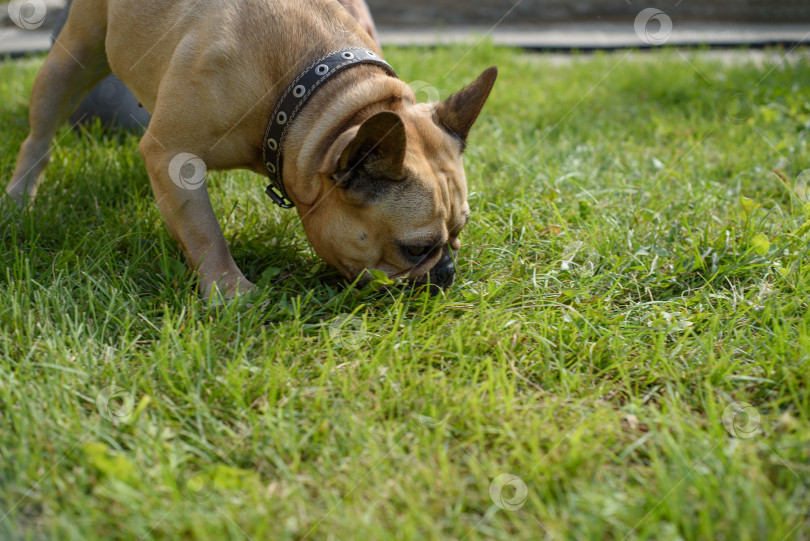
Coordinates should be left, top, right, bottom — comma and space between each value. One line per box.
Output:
5, 0, 497, 298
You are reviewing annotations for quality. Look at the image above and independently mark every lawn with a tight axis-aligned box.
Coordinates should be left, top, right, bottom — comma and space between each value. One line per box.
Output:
1, 43, 809, 540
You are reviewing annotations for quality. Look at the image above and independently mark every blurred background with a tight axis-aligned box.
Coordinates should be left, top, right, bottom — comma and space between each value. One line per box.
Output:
2, 0, 810, 52
370, 0, 810, 24
1, 0, 807, 128
368, 0, 810, 48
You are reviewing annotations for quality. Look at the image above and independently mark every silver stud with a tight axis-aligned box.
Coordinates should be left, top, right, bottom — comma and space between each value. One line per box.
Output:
293, 85, 306, 98
276, 111, 287, 125
267, 138, 278, 151
341, 51, 355, 60
366, 50, 376, 57
316, 64, 329, 75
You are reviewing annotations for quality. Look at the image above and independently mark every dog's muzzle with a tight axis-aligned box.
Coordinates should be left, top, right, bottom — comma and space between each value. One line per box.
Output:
428, 248, 456, 290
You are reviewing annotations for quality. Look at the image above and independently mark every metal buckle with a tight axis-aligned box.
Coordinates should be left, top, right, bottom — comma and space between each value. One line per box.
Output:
265, 185, 294, 208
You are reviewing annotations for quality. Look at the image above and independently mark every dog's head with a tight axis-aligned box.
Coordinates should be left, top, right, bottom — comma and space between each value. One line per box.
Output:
297, 67, 497, 291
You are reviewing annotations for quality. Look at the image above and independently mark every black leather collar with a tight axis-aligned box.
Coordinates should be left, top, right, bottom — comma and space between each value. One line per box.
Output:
262, 48, 398, 208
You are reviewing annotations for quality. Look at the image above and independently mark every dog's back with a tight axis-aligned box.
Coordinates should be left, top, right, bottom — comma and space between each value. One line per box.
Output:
103, 0, 375, 114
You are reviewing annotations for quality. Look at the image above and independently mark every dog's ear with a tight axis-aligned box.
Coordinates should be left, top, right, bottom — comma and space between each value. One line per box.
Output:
324, 111, 408, 203
434, 67, 498, 148
335, 111, 407, 181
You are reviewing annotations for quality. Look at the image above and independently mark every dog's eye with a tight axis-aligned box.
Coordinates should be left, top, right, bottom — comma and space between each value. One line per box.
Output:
407, 246, 433, 257
400, 244, 439, 262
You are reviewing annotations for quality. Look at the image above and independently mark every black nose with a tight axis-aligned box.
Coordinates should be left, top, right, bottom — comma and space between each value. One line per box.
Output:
429, 253, 456, 289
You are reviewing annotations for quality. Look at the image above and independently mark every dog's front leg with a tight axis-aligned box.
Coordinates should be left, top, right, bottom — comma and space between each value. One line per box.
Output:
139, 136, 253, 299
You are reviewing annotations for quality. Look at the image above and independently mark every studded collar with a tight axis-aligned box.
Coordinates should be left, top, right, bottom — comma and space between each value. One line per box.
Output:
262, 48, 398, 208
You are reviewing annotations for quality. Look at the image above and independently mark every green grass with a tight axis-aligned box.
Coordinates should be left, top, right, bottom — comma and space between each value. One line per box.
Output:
1, 43, 810, 540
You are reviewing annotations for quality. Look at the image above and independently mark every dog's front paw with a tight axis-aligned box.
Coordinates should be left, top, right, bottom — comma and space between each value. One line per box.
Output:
199, 275, 256, 304
2, 187, 35, 212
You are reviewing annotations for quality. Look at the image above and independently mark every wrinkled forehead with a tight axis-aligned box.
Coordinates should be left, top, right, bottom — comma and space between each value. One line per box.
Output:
402, 117, 469, 218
